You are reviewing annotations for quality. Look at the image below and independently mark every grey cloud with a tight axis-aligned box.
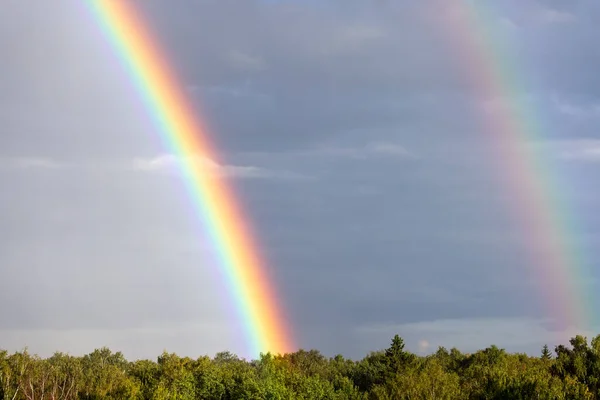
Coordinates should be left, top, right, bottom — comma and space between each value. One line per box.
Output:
0, 170, 228, 329
0, 324, 237, 361
352, 317, 599, 358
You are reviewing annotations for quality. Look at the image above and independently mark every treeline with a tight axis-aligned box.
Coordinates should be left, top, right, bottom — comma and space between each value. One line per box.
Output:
2, 334, 600, 399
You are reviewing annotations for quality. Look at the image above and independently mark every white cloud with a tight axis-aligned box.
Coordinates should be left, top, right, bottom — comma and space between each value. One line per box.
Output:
479, 93, 537, 116
366, 142, 413, 158
201, 83, 272, 101
417, 339, 430, 354
0, 157, 63, 170
133, 153, 266, 178
307, 146, 365, 159
132, 153, 177, 171
227, 50, 266, 71
539, 9, 576, 24
132, 153, 304, 180
340, 25, 385, 42
498, 17, 519, 31
552, 96, 600, 118
537, 139, 600, 162
320, 24, 385, 55
561, 146, 600, 162
1, 153, 305, 180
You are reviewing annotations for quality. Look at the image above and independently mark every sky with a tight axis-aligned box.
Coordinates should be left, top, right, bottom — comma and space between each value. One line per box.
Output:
1, 0, 600, 361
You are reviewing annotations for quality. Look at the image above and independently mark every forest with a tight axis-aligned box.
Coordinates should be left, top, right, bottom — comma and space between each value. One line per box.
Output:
2, 334, 600, 399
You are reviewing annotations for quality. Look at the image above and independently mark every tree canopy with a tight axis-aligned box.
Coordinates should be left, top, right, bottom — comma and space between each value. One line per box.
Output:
2, 334, 600, 399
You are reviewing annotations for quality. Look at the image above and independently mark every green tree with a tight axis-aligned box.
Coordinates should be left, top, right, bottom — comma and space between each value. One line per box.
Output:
152, 352, 195, 400
371, 358, 462, 400
0, 349, 19, 400
384, 335, 414, 374
130, 359, 160, 399
541, 344, 553, 361
192, 356, 226, 400
352, 351, 387, 392
80, 347, 139, 399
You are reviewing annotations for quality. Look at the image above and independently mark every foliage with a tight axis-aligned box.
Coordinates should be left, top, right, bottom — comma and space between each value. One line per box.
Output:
2, 334, 600, 399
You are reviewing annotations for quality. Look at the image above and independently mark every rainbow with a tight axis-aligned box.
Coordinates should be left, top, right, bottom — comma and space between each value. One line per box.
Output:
87, 1, 294, 358
440, 2, 592, 333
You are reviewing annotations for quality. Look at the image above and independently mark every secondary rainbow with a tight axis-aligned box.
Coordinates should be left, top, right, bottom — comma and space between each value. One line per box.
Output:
87, 0, 294, 358
440, 2, 592, 333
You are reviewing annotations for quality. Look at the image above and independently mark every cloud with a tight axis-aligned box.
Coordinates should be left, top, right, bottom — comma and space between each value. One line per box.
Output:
355, 317, 596, 355
132, 153, 265, 178
301, 142, 417, 160
417, 339, 430, 353
0, 323, 237, 360
329, 25, 385, 52
552, 96, 600, 118
132, 153, 304, 179
539, 139, 600, 162
227, 50, 266, 71
341, 25, 385, 41
366, 142, 414, 158
479, 94, 539, 116
0, 157, 63, 170
539, 9, 577, 24
498, 17, 520, 31
560, 143, 600, 162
